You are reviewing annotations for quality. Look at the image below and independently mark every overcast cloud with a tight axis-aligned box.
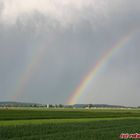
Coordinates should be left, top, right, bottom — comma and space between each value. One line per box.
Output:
0, 0, 140, 106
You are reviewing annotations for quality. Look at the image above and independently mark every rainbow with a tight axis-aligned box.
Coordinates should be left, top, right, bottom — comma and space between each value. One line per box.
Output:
67, 29, 138, 105
11, 33, 55, 100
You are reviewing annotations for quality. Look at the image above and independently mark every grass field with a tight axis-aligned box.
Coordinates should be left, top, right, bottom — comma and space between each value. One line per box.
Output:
0, 108, 140, 140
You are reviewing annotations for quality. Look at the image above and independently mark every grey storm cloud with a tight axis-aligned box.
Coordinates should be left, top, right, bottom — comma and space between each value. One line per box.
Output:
0, 0, 123, 29
0, 0, 140, 106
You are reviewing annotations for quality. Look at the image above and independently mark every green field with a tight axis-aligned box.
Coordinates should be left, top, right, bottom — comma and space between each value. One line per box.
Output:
0, 108, 140, 140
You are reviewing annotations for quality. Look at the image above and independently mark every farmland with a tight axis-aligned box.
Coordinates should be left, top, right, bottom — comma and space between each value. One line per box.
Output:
0, 108, 140, 140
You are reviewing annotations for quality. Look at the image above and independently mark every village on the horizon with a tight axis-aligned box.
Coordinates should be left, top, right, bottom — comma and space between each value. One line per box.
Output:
0, 101, 140, 109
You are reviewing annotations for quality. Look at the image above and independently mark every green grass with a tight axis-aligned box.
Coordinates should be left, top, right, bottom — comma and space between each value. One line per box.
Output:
0, 108, 140, 140
0, 117, 139, 126
0, 108, 140, 120
1, 119, 140, 140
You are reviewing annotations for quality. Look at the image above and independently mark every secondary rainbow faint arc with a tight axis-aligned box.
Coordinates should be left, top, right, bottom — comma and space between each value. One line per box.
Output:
11, 33, 55, 100
67, 29, 138, 105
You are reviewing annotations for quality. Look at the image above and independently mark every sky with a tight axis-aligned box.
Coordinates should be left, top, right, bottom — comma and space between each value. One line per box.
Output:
0, 0, 140, 106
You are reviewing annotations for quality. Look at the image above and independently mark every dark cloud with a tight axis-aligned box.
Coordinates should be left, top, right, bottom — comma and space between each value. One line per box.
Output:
0, 0, 140, 106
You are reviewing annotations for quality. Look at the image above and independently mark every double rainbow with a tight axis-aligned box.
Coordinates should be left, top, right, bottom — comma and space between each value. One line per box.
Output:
11, 29, 138, 103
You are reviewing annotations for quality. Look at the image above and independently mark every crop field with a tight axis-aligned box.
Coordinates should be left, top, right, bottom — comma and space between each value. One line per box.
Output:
0, 108, 140, 140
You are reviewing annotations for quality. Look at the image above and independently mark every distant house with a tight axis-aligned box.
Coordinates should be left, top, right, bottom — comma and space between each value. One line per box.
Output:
47, 104, 50, 108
